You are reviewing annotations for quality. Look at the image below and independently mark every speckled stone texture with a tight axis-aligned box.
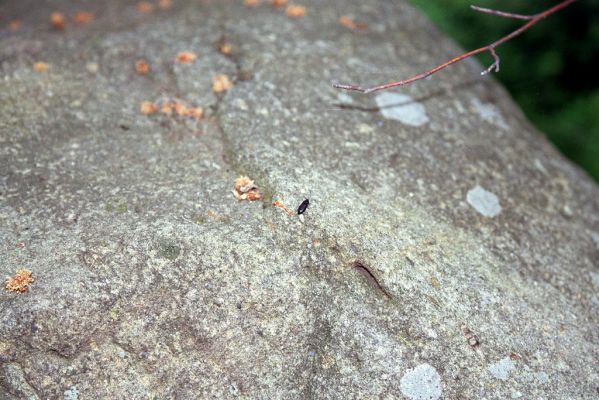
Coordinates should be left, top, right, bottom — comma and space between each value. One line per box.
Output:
1, 0, 598, 399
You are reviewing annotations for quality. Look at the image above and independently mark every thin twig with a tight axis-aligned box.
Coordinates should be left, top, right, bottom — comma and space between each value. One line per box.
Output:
470, 5, 534, 20
333, 0, 576, 94
481, 47, 500, 75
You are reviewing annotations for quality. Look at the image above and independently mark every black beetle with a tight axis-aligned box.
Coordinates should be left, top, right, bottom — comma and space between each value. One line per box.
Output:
297, 199, 309, 215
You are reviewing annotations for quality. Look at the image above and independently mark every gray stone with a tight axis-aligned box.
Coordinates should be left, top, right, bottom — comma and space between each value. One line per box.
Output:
1, 0, 598, 399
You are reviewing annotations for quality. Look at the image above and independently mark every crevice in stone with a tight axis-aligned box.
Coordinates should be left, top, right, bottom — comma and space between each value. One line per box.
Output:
208, 20, 281, 209
352, 261, 392, 299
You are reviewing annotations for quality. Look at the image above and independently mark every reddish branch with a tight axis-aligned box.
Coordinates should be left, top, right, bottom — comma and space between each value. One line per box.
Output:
333, 0, 576, 94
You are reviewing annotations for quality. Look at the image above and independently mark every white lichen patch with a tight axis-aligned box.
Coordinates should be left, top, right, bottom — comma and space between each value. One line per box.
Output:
591, 232, 599, 250
488, 357, 516, 381
375, 92, 429, 127
533, 371, 549, 384
358, 123, 374, 134
400, 363, 442, 400
64, 386, 79, 400
522, 365, 549, 384
467, 185, 501, 217
471, 98, 508, 129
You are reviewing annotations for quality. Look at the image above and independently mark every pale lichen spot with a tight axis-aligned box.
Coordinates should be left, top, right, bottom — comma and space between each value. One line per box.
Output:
471, 98, 508, 130
375, 92, 429, 127
400, 363, 442, 400
533, 371, 549, 384
591, 232, 599, 250
488, 357, 516, 381
64, 386, 79, 400
358, 123, 374, 134
467, 185, 501, 217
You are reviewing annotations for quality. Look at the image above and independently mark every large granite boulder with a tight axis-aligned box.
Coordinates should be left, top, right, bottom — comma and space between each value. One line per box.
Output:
1, 0, 598, 398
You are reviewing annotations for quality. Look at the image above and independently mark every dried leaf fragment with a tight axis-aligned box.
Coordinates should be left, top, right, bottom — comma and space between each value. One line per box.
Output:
245, 191, 263, 201
158, 0, 173, 10
271, 0, 288, 8
186, 106, 204, 120
212, 74, 234, 93
142, 99, 203, 120
73, 11, 95, 25
137, 1, 154, 14
33, 62, 50, 73
244, 0, 261, 7
160, 101, 174, 116
235, 176, 258, 193
176, 51, 197, 64
173, 101, 189, 116
219, 42, 232, 55
286, 4, 306, 18
140, 101, 158, 115
7, 20, 22, 32
50, 12, 66, 30
233, 176, 263, 201
338, 15, 366, 32
135, 59, 150, 75
5, 269, 34, 293
273, 200, 294, 216
461, 323, 481, 349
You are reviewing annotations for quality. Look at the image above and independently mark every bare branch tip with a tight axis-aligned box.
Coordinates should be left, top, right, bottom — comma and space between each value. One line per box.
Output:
333, 83, 366, 92
332, 0, 574, 92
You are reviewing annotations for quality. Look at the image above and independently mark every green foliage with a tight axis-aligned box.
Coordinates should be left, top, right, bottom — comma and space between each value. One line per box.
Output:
409, 0, 599, 181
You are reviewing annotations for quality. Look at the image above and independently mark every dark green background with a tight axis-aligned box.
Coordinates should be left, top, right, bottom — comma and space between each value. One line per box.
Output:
409, 0, 599, 182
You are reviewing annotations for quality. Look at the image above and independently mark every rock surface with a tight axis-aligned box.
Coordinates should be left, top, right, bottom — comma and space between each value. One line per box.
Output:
1, 0, 598, 399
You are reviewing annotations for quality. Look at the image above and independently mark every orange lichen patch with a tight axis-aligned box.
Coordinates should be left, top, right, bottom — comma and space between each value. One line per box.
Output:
137, 1, 154, 14
73, 11, 95, 25
244, 0, 261, 7
158, 0, 173, 10
135, 59, 150, 75
338, 15, 367, 32
272, 200, 294, 216
33, 62, 50, 73
7, 20, 22, 32
176, 51, 197, 64
140, 101, 158, 115
212, 74, 234, 93
286, 4, 306, 18
5, 269, 34, 293
233, 176, 263, 201
271, 0, 288, 8
50, 12, 66, 30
